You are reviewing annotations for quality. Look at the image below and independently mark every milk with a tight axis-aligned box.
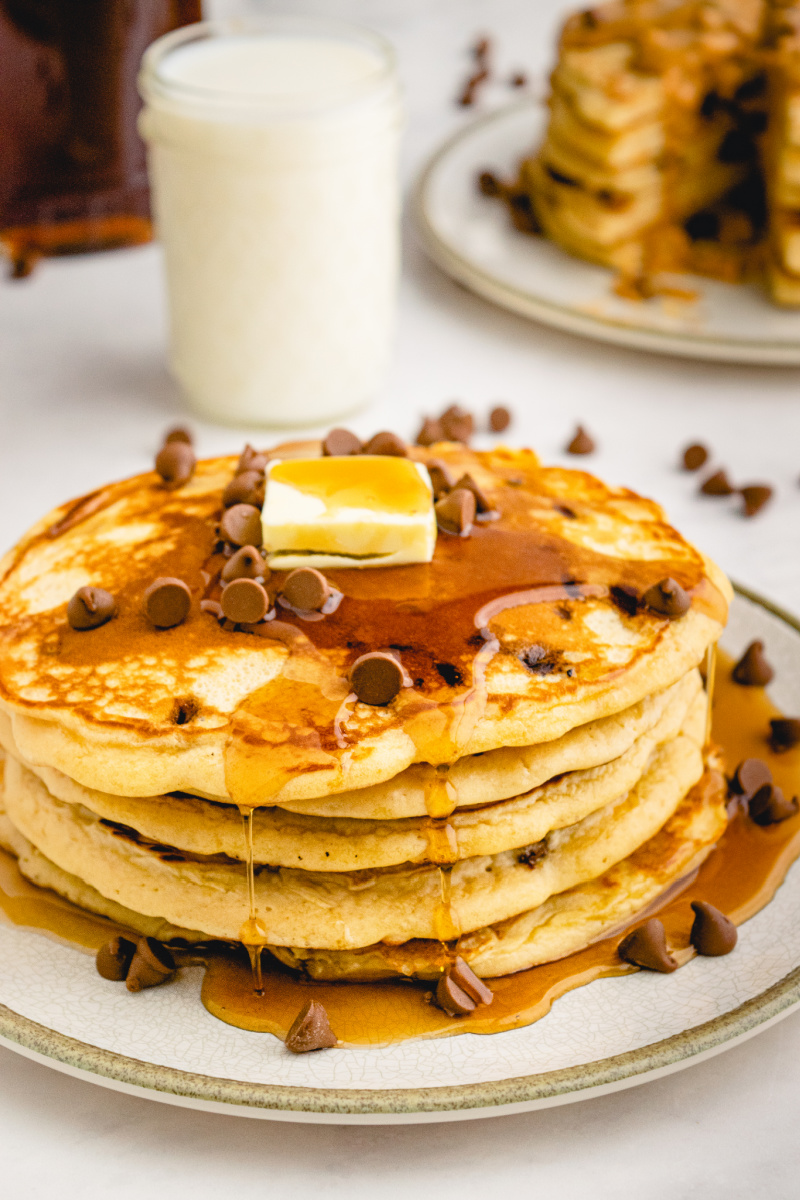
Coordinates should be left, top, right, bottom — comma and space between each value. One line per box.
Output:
139, 20, 402, 426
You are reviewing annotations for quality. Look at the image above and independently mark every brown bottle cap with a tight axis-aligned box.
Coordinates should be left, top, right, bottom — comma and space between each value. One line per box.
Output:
67, 586, 116, 631
362, 431, 408, 457
642, 577, 691, 618
221, 545, 269, 584
435, 487, 476, 536
732, 639, 774, 686
322, 428, 362, 456
749, 783, 799, 825
155, 441, 195, 489
566, 425, 595, 454
427, 459, 456, 500
700, 469, 734, 496
220, 503, 263, 548
740, 483, 773, 517
164, 425, 193, 446
237, 444, 268, 474
125, 937, 176, 992
449, 956, 493, 1007
618, 918, 678, 973
96, 936, 137, 981
769, 718, 800, 753
690, 901, 738, 956
440, 405, 474, 444
285, 999, 337, 1053
415, 418, 444, 446
349, 651, 404, 706
143, 577, 192, 628
489, 405, 511, 432
223, 471, 265, 509
730, 757, 772, 798
682, 443, 708, 471
452, 472, 492, 513
281, 567, 331, 612
221, 578, 269, 624
435, 972, 476, 1016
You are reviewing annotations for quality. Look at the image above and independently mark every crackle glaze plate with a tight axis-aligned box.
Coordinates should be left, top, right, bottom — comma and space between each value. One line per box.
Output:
414, 102, 800, 364
1, 587, 800, 1124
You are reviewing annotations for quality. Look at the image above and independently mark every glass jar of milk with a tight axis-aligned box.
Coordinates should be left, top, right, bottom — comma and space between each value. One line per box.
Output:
139, 18, 402, 427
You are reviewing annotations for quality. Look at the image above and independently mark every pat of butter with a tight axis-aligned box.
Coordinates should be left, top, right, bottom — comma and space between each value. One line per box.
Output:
262, 457, 437, 569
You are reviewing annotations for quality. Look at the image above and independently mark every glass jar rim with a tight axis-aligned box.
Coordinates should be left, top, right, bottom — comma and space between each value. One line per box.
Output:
139, 15, 398, 118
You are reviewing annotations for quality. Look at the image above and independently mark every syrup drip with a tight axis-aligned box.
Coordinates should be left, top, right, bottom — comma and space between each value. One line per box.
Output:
238, 807, 267, 993
705, 641, 717, 744
432, 864, 462, 942
424, 765, 458, 818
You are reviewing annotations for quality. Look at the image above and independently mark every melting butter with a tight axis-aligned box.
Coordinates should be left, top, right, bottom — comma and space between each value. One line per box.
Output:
262, 456, 437, 569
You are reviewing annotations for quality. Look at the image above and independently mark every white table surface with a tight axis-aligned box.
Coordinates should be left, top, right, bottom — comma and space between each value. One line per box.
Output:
2, 0, 800, 1195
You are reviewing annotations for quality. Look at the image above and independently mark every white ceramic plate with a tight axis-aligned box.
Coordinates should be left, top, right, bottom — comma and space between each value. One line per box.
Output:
1, 586, 799, 1124
414, 102, 800, 364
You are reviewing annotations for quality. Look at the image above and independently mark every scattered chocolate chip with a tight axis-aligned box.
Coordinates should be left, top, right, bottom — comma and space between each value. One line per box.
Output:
521, 644, 554, 674
610, 584, 640, 617
96, 936, 137, 981
125, 937, 176, 992
163, 425, 193, 446
285, 999, 337, 1053
566, 425, 595, 454
489, 405, 511, 432
427, 459, 456, 499
690, 901, 738, 956
518, 840, 547, 868
281, 567, 331, 612
749, 783, 799, 825
221, 545, 269, 584
732, 639, 774, 686
435, 487, 476, 535
223, 470, 266, 509
237, 444, 268, 474
362, 431, 408, 457
416, 417, 444, 447
478, 171, 502, 197
740, 484, 773, 517
221, 578, 269, 624
350, 651, 404, 706
452, 473, 492, 513
435, 957, 493, 1016
155, 441, 195, 489
440, 405, 474, 444
458, 68, 488, 107
730, 757, 772, 798
220, 503, 263, 548
510, 71, 527, 88
450, 956, 493, 1006
67, 586, 116, 631
682, 443, 709, 471
769, 718, 800, 753
700, 469, 735, 496
473, 35, 491, 63
322, 428, 362, 457
200, 599, 224, 620
554, 503, 577, 519
642, 577, 691, 618
435, 661, 463, 686
143, 577, 192, 629
618, 918, 677, 973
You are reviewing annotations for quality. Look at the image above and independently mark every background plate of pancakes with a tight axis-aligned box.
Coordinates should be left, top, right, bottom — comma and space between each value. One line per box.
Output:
415, 101, 800, 366
0, 587, 799, 1124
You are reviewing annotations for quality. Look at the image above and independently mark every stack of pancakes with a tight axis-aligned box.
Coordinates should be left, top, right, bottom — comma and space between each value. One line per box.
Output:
0, 442, 731, 982
520, 0, 800, 305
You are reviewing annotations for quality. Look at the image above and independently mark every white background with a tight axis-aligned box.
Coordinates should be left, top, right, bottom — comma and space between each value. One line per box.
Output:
1, 0, 800, 1195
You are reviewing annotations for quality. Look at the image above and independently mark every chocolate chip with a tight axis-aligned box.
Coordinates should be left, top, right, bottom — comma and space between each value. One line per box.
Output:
690, 901, 738, 956
682, 443, 709, 471
566, 425, 595, 454
237, 444, 268, 474
730, 757, 772, 798
478, 171, 502, 197
732, 640, 774, 686
435, 487, 476, 535
440, 405, 474, 444
489, 405, 511, 432
67, 586, 116, 631
700, 469, 735, 495
155, 441, 195, 489
285, 999, 337, 1053
435, 972, 475, 1015
362, 431, 407, 457
321, 427, 362, 457
452, 473, 492, 513
769, 718, 800, 753
143, 577, 192, 628
350, 651, 404, 706
749, 783, 799, 825
163, 425, 193, 446
642, 577, 691, 618
223, 471, 265, 509
427, 459, 456, 499
618, 918, 677, 972
416, 418, 444, 447
221, 545, 269, 584
125, 937, 176, 992
518, 840, 547, 868
740, 484, 773, 517
510, 72, 527, 88
96, 936, 136, 981
281, 567, 331, 612
221, 578, 269, 624
610, 584, 640, 617
246, 619, 303, 644
220, 503, 263, 548
200, 599, 224, 620
450, 956, 493, 1006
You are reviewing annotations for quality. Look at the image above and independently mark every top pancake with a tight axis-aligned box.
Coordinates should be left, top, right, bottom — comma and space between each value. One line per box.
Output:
0, 443, 730, 803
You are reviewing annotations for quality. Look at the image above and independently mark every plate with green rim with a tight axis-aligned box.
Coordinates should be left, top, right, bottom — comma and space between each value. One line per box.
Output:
0, 585, 799, 1124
